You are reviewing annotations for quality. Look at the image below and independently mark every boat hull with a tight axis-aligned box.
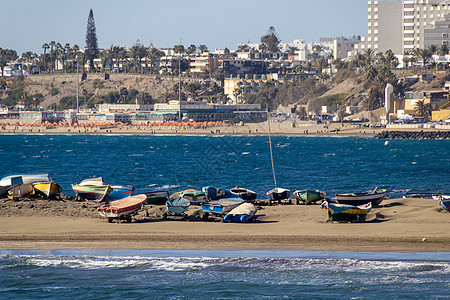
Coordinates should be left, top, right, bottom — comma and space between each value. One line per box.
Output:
0, 174, 52, 187
33, 181, 62, 199
230, 187, 257, 202
439, 195, 450, 212
267, 188, 290, 201
7, 184, 34, 199
201, 198, 244, 215
107, 185, 135, 201
335, 190, 386, 206
223, 203, 257, 222
166, 196, 190, 214
97, 194, 147, 218
321, 201, 372, 222
144, 190, 169, 205
293, 189, 325, 204
72, 184, 112, 202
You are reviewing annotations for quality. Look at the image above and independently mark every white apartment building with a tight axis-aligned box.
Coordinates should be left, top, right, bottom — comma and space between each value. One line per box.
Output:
356, 0, 450, 55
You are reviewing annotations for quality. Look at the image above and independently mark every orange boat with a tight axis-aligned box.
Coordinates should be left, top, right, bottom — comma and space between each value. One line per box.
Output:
97, 194, 147, 222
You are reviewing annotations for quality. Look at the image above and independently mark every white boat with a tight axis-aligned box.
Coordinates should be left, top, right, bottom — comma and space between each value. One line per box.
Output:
79, 177, 107, 186
0, 174, 52, 187
223, 203, 257, 222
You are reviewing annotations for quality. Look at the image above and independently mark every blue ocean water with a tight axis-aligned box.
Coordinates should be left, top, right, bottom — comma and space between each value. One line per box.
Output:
0, 250, 449, 299
0, 134, 449, 197
1, 134, 449, 299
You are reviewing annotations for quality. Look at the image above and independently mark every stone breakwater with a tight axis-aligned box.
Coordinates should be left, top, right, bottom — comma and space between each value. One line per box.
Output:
375, 130, 450, 139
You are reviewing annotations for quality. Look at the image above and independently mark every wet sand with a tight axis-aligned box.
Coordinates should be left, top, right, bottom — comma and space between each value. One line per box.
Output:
0, 197, 448, 252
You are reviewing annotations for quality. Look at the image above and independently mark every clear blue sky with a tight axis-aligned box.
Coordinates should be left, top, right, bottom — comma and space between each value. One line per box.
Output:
2, 0, 368, 55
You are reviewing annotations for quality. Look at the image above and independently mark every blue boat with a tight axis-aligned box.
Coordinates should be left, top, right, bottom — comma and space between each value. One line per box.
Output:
438, 195, 450, 212
223, 203, 257, 223
201, 197, 244, 220
166, 196, 190, 214
107, 185, 135, 201
202, 186, 234, 200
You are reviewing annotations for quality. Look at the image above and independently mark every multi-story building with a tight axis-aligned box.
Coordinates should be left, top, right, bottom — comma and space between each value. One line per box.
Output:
356, 0, 450, 55
189, 55, 221, 74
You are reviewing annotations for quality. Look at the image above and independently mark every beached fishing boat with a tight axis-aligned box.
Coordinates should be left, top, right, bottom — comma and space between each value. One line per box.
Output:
97, 194, 147, 222
178, 189, 208, 205
437, 195, 450, 212
335, 188, 386, 206
223, 202, 257, 222
107, 185, 135, 201
72, 177, 112, 202
267, 187, 291, 204
0, 174, 52, 187
201, 197, 244, 220
33, 181, 62, 199
7, 183, 34, 199
202, 186, 234, 201
321, 201, 372, 222
165, 196, 191, 214
0, 185, 8, 197
230, 187, 257, 202
293, 189, 326, 205
144, 190, 169, 205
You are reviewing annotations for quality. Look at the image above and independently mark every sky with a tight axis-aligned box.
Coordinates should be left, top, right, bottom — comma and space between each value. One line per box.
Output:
1, 0, 369, 55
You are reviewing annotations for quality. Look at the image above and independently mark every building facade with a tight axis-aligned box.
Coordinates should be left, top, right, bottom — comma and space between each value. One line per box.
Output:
356, 0, 450, 55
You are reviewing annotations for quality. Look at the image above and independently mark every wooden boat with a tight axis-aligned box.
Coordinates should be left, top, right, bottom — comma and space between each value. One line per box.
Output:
335, 188, 386, 206
320, 201, 372, 222
266, 187, 291, 204
166, 196, 191, 214
0, 174, 52, 187
223, 202, 257, 223
230, 187, 257, 202
79, 177, 107, 186
201, 197, 244, 219
437, 195, 450, 212
33, 181, 62, 199
7, 183, 34, 199
107, 185, 135, 201
179, 189, 208, 205
144, 190, 169, 205
72, 178, 112, 202
202, 186, 233, 201
97, 194, 147, 222
293, 189, 326, 205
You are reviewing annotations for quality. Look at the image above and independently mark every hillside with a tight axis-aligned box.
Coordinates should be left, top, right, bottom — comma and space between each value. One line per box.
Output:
15, 73, 211, 108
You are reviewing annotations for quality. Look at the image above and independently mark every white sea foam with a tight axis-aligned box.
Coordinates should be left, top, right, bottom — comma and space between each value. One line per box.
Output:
241, 152, 250, 155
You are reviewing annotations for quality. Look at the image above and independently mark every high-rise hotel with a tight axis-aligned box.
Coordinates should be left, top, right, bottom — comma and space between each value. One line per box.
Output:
355, 0, 450, 54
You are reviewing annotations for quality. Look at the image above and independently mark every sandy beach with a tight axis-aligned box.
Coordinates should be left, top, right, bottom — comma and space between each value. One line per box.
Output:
0, 197, 448, 252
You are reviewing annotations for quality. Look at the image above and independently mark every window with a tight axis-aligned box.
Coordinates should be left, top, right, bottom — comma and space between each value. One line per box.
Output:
443, 33, 448, 38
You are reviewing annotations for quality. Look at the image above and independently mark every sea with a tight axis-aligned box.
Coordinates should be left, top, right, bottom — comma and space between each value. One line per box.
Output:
0, 134, 449, 299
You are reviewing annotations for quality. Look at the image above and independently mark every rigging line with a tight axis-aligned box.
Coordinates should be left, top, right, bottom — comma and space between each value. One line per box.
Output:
267, 111, 277, 187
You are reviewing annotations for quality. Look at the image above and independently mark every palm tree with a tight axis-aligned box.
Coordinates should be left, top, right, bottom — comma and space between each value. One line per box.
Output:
314, 58, 328, 82
428, 45, 438, 55
198, 45, 208, 53
438, 44, 449, 56
414, 100, 432, 117
287, 46, 298, 55
42, 43, 49, 73
363, 48, 376, 66
186, 45, 197, 56
49, 41, 56, 73
237, 44, 250, 52
147, 46, 164, 74
413, 48, 432, 67
0, 48, 18, 76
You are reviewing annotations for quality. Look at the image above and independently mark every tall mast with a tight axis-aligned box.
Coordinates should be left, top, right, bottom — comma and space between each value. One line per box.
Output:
178, 38, 182, 120
267, 110, 277, 187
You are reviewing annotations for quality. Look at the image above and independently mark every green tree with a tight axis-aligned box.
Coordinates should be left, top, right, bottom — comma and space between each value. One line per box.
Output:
413, 48, 432, 67
0, 48, 18, 77
147, 46, 164, 74
41, 43, 49, 73
414, 100, 432, 117
260, 26, 280, 52
438, 44, 449, 56
85, 9, 99, 71
186, 45, 197, 55
174, 44, 185, 54
129, 40, 147, 73
119, 87, 128, 103
198, 45, 208, 53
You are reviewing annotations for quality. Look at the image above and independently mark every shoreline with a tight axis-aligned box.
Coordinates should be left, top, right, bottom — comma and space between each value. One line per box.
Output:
0, 197, 448, 252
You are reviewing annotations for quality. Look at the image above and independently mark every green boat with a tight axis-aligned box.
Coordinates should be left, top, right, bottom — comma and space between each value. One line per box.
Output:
293, 189, 326, 205
320, 201, 372, 223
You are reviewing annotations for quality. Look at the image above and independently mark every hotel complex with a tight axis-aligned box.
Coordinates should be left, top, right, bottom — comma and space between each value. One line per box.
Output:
356, 0, 450, 54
